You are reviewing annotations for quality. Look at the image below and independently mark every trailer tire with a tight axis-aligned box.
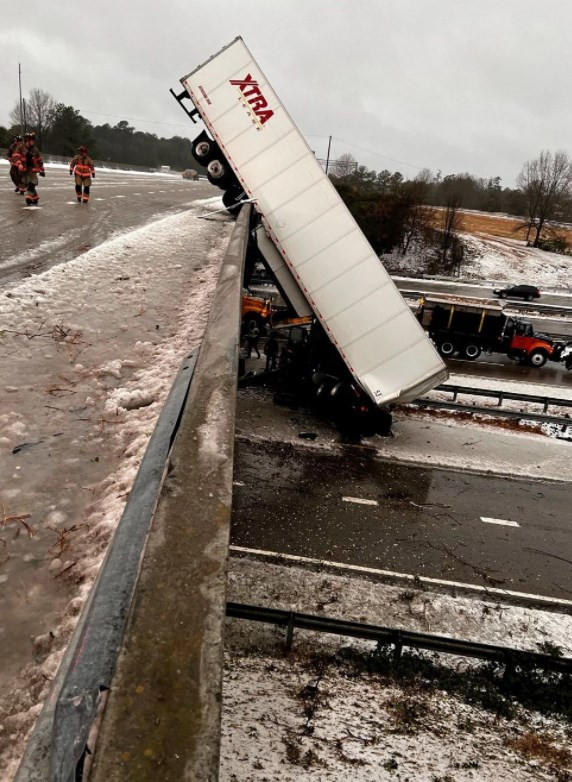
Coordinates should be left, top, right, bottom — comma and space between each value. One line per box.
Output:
438, 340, 456, 358
528, 349, 548, 368
207, 159, 237, 189
222, 187, 246, 214
192, 132, 218, 165
463, 343, 482, 360
525, 295, 533, 301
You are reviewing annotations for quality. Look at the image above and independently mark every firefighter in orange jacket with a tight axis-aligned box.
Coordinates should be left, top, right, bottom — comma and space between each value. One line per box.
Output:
69, 146, 95, 203
7, 135, 23, 193
14, 133, 45, 206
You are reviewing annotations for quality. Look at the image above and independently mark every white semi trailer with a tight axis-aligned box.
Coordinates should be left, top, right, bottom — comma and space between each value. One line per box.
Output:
173, 37, 447, 433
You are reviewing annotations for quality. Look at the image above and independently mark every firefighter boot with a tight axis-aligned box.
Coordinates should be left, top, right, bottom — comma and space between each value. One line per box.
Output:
75, 184, 82, 203
82, 186, 90, 204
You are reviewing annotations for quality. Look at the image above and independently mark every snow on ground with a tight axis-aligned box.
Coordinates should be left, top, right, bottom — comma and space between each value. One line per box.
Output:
386, 233, 572, 292
461, 234, 572, 289
221, 557, 572, 781
0, 198, 231, 780
0, 158, 185, 178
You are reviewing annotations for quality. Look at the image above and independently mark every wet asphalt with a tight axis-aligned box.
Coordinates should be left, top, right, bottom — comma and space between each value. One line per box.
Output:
0, 165, 216, 285
231, 439, 572, 601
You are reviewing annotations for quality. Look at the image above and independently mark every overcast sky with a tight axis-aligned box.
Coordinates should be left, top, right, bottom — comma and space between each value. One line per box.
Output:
1, 0, 571, 185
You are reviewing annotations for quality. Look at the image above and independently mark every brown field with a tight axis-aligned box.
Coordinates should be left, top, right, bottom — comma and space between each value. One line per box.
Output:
455, 210, 572, 246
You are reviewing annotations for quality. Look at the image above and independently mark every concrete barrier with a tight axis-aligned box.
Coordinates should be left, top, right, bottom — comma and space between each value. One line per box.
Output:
89, 205, 250, 781
13, 205, 250, 782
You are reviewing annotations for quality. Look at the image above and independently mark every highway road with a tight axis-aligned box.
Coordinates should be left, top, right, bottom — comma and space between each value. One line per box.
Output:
0, 165, 217, 285
231, 439, 572, 602
394, 277, 571, 309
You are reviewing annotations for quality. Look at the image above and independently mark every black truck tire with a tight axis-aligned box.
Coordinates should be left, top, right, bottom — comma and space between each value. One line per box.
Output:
192, 131, 219, 165
438, 340, 456, 357
528, 349, 548, 368
463, 343, 482, 360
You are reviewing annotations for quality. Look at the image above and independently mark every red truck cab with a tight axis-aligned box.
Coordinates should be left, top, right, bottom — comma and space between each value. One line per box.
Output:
504, 320, 555, 367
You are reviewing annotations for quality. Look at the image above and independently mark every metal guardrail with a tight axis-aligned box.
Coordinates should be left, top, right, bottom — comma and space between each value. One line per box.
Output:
227, 602, 572, 674
435, 383, 572, 413
407, 384, 572, 426
14, 352, 199, 782
88, 204, 251, 782
410, 399, 571, 427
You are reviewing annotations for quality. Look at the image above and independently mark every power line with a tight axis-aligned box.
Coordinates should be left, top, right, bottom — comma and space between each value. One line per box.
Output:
333, 136, 425, 171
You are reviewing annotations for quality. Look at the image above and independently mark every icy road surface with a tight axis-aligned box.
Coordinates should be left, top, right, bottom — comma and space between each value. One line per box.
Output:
0, 162, 216, 285
0, 199, 232, 780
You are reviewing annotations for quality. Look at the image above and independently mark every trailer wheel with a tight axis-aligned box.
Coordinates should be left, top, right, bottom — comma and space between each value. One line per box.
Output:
525, 294, 533, 301
192, 132, 218, 165
528, 349, 548, 368
463, 344, 482, 360
207, 159, 237, 189
222, 187, 246, 214
438, 341, 455, 357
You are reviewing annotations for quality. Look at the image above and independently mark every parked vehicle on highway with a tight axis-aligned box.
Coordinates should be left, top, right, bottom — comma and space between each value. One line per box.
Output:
172, 37, 447, 435
417, 296, 561, 367
182, 169, 198, 180
493, 284, 541, 301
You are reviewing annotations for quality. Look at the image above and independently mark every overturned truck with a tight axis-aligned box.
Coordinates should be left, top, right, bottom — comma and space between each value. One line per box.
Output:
172, 37, 448, 434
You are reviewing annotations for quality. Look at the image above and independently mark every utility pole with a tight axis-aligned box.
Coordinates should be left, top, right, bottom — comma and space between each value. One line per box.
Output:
23, 98, 27, 135
18, 62, 24, 135
325, 135, 332, 175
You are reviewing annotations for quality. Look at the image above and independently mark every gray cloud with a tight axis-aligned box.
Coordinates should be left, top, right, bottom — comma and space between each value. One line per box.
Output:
1, 0, 571, 185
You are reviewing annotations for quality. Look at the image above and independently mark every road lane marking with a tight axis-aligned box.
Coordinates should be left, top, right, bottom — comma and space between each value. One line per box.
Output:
233, 481, 245, 487
229, 546, 572, 608
342, 496, 378, 506
481, 517, 520, 527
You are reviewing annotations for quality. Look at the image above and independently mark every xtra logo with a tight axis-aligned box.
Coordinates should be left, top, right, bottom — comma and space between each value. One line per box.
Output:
229, 74, 274, 127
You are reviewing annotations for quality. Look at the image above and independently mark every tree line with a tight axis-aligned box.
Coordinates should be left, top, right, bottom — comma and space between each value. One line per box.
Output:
330, 150, 572, 272
0, 88, 205, 173
3, 88, 571, 263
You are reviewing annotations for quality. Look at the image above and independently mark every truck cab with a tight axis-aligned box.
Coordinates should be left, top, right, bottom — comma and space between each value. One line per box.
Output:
503, 319, 555, 367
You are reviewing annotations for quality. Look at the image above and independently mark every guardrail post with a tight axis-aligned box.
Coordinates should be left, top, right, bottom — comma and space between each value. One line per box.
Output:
285, 612, 295, 654
88, 205, 251, 782
497, 392, 504, 407
543, 398, 549, 413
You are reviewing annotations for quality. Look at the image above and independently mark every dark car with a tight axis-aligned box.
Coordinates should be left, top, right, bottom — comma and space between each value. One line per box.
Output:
493, 284, 541, 301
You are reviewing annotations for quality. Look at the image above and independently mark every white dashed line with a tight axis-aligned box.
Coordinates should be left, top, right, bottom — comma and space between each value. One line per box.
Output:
233, 481, 245, 487
147, 191, 155, 194
481, 517, 520, 527
342, 496, 378, 506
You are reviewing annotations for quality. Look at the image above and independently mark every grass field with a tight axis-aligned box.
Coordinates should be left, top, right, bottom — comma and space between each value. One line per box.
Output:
457, 210, 572, 247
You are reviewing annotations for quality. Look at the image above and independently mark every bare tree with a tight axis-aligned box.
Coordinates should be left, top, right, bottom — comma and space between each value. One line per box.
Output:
9, 88, 56, 146
517, 150, 572, 247
330, 152, 357, 181
441, 193, 463, 270
26, 88, 56, 148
